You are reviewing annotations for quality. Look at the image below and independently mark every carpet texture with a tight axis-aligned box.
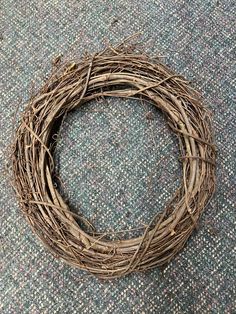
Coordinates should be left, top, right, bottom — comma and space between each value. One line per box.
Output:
1, 1, 235, 313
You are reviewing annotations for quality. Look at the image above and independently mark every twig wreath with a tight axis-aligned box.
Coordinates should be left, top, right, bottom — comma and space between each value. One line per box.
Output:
12, 40, 216, 279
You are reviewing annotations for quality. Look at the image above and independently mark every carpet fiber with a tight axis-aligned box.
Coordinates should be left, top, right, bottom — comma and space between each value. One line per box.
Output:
1, 1, 235, 313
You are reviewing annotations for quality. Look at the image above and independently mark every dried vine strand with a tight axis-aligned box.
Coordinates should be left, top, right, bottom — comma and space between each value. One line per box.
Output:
12, 42, 216, 279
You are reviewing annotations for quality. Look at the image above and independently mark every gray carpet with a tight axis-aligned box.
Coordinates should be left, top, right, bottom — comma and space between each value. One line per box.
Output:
1, 1, 235, 313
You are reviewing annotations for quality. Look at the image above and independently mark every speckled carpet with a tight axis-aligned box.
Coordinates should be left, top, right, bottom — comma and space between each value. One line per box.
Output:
1, 1, 235, 313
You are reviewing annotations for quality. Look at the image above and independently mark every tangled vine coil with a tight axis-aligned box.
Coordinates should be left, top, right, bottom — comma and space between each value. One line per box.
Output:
12, 42, 216, 279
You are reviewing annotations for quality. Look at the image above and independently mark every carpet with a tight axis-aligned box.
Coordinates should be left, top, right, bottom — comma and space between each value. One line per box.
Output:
1, 1, 235, 313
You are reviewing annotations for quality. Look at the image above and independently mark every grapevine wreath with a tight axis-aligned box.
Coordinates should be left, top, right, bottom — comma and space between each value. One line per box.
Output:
12, 42, 216, 279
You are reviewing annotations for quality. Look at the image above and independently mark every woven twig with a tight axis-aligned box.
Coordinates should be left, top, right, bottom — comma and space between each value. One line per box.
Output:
12, 42, 216, 279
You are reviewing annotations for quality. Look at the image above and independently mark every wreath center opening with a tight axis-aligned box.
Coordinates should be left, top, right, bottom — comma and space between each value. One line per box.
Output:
54, 96, 181, 239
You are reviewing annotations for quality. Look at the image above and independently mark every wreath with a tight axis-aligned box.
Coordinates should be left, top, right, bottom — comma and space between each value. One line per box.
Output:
12, 42, 216, 279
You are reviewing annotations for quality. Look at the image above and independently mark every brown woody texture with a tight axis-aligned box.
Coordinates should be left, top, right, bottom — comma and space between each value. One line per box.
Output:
12, 42, 216, 279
